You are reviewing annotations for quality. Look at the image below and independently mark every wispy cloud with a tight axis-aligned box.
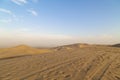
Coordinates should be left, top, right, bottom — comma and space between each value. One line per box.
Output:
11, 0, 27, 5
0, 8, 13, 15
0, 8, 16, 17
0, 8, 17, 23
28, 9, 38, 16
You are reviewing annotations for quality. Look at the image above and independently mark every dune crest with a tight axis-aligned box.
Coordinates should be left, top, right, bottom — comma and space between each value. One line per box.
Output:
13, 45, 32, 49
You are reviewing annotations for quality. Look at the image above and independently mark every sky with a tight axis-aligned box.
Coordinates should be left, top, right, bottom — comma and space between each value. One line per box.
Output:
0, 0, 120, 47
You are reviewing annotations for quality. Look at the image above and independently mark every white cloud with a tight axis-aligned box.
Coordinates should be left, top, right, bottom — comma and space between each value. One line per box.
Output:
0, 8, 16, 18
11, 0, 27, 5
0, 8, 13, 15
0, 8, 17, 23
28, 9, 38, 16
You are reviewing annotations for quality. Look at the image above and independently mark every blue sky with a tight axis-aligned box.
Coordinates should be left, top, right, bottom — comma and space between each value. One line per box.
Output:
0, 0, 120, 47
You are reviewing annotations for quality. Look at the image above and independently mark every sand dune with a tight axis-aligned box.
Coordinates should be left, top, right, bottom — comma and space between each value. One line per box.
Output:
0, 45, 52, 59
0, 44, 120, 80
112, 44, 120, 47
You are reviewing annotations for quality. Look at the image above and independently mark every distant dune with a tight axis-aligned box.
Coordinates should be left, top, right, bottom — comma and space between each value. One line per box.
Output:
0, 45, 52, 59
0, 43, 120, 80
53, 43, 90, 51
112, 44, 120, 47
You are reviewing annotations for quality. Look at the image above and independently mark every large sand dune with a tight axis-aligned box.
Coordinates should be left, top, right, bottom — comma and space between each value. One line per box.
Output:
0, 45, 52, 59
0, 44, 120, 80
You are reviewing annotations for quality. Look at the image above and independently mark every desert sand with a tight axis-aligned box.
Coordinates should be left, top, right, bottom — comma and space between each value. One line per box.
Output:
0, 44, 120, 80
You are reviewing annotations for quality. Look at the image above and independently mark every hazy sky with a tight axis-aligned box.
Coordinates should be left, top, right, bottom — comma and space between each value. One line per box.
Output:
0, 0, 120, 47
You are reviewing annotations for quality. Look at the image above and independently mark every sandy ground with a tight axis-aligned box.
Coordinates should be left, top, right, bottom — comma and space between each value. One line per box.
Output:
0, 45, 120, 80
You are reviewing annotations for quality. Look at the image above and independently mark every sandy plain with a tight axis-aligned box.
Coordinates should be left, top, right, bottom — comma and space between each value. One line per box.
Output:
0, 44, 120, 80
